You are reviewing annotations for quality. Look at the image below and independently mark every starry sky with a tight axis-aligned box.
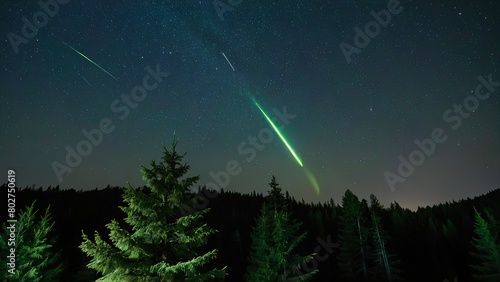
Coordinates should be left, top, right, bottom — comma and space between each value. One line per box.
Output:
1, 0, 499, 210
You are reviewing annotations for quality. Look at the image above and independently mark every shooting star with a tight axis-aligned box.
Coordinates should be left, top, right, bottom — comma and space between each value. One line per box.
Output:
251, 96, 303, 167
251, 96, 321, 193
63, 42, 118, 81
304, 168, 320, 194
222, 52, 235, 71
81, 75, 91, 86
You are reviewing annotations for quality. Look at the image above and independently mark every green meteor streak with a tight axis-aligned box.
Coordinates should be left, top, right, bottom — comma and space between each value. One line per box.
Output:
63, 42, 118, 81
304, 168, 320, 194
252, 97, 303, 167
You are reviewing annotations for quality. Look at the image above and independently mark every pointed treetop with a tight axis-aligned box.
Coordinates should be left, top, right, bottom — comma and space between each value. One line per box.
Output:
369, 194, 384, 214
265, 176, 289, 218
268, 175, 282, 194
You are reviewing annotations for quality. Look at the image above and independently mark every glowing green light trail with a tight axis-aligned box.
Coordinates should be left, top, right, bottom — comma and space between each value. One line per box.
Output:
63, 42, 118, 81
252, 97, 303, 167
304, 168, 320, 194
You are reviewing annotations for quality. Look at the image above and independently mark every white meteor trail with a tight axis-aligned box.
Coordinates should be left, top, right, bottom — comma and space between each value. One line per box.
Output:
81, 75, 91, 86
222, 52, 235, 71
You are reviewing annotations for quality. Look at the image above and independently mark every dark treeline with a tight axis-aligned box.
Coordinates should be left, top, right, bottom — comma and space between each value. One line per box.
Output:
1, 182, 499, 281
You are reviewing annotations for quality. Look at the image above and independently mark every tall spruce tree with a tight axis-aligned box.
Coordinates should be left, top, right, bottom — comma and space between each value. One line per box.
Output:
267, 176, 287, 216
368, 195, 403, 282
80, 139, 226, 281
246, 176, 317, 281
337, 189, 368, 281
0, 202, 63, 281
245, 203, 275, 281
469, 207, 500, 281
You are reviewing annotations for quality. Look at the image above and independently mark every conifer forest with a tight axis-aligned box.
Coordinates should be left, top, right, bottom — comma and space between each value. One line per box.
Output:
1, 142, 500, 281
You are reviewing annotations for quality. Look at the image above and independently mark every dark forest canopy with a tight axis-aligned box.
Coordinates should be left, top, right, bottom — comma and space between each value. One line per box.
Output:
1, 182, 499, 281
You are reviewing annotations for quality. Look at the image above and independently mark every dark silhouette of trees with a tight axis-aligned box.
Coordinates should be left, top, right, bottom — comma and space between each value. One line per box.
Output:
337, 189, 368, 281
1, 178, 499, 281
246, 176, 317, 281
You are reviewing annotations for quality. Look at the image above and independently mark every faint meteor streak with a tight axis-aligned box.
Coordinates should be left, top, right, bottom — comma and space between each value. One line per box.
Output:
251, 97, 303, 167
63, 42, 118, 81
81, 75, 91, 86
304, 168, 320, 194
222, 52, 235, 71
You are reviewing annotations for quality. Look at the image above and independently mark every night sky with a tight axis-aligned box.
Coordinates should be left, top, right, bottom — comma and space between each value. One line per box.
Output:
1, 0, 499, 210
